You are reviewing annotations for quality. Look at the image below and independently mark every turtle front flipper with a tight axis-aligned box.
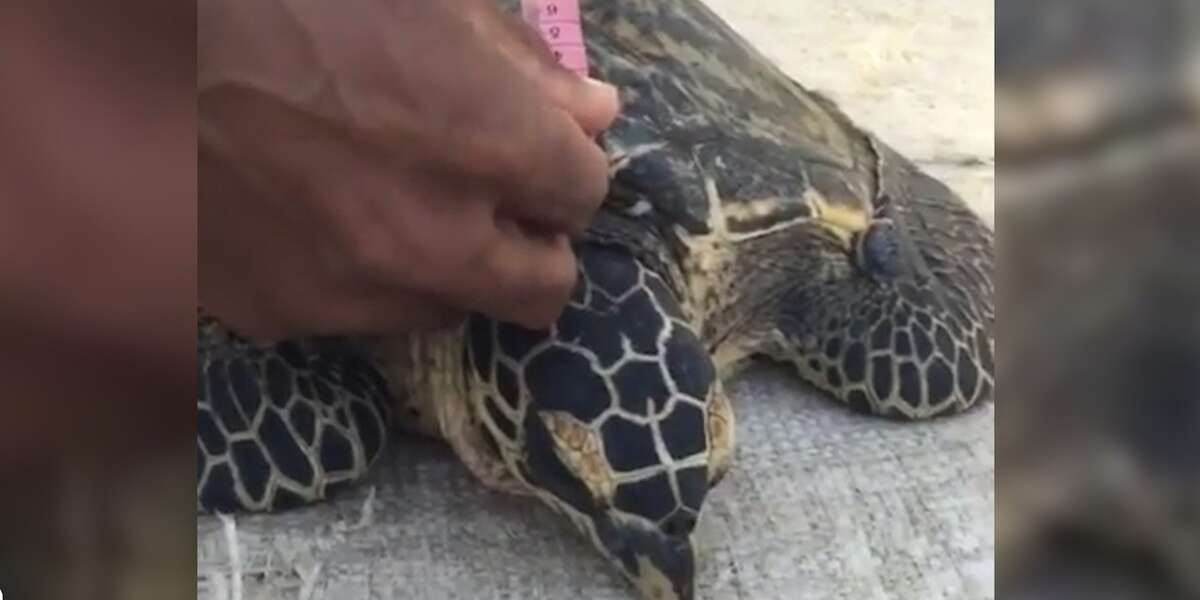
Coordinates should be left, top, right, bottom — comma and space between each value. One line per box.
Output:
197, 318, 392, 513
463, 244, 734, 600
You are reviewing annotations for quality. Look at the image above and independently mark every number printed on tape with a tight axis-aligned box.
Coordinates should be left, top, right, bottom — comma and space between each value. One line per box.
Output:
521, 0, 589, 75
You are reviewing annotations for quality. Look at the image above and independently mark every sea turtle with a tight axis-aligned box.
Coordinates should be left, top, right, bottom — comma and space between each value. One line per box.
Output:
196, 1, 995, 598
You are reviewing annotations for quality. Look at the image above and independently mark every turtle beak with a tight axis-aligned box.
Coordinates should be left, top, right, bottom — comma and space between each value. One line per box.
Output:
593, 513, 697, 600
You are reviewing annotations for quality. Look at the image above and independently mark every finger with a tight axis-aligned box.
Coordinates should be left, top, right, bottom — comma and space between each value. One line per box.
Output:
314, 174, 575, 331
200, 156, 467, 341
467, 220, 577, 329
274, 284, 466, 341
317, 173, 563, 330
402, 78, 608, 237
322, 287, 467, 336
495, 106, 611, 237
208, 265, 467, 342
540, 74, 621, 137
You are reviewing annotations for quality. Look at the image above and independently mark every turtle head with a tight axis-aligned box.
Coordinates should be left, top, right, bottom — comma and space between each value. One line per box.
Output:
852, 217, 910, 280
795, 184, 918, 283
593, 512, 697, 600
512, 409, 704, 600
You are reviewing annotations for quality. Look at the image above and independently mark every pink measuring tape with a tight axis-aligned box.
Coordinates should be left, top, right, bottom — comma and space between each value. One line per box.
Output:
522, 0, 589, 76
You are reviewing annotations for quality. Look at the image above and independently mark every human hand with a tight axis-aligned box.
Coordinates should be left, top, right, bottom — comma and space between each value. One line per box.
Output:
198, 0, 619, 340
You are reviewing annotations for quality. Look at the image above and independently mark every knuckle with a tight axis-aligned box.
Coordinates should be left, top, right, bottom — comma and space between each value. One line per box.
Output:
566, 148, 610, 233
459, 222, 497, 270
525, 113, 574, 187
482, 247, 523, 297
495, 121, 541, 185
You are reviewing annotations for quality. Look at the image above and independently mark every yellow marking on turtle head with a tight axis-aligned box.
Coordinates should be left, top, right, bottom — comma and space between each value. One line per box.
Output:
634, 555, 681, 600
808, 189, 871, 249
705, 384, 735, 485
539, 411, 616, 504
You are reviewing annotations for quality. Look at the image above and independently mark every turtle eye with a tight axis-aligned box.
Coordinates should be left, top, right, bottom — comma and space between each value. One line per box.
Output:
855, 219, 904, 280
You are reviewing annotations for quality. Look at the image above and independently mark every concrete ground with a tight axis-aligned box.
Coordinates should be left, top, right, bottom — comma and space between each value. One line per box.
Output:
197, 2, 995, 599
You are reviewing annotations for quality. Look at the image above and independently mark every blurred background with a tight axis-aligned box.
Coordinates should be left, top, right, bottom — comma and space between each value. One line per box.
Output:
0, 0, 1197, 599
996, 0, 1199, 598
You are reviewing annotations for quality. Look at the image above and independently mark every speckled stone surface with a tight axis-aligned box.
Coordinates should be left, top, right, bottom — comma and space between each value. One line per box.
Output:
197, 1, 995, 598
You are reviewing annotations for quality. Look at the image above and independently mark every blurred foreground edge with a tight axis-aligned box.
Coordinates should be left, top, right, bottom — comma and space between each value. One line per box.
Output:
997, 1, 1200, 598
0, 1, 196, 599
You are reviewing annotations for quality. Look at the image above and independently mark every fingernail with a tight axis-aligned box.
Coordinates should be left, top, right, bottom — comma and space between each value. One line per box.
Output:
584, 77, 620, 106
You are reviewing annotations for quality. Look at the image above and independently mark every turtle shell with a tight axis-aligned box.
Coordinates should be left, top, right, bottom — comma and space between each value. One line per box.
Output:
504, 0, 881, 237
